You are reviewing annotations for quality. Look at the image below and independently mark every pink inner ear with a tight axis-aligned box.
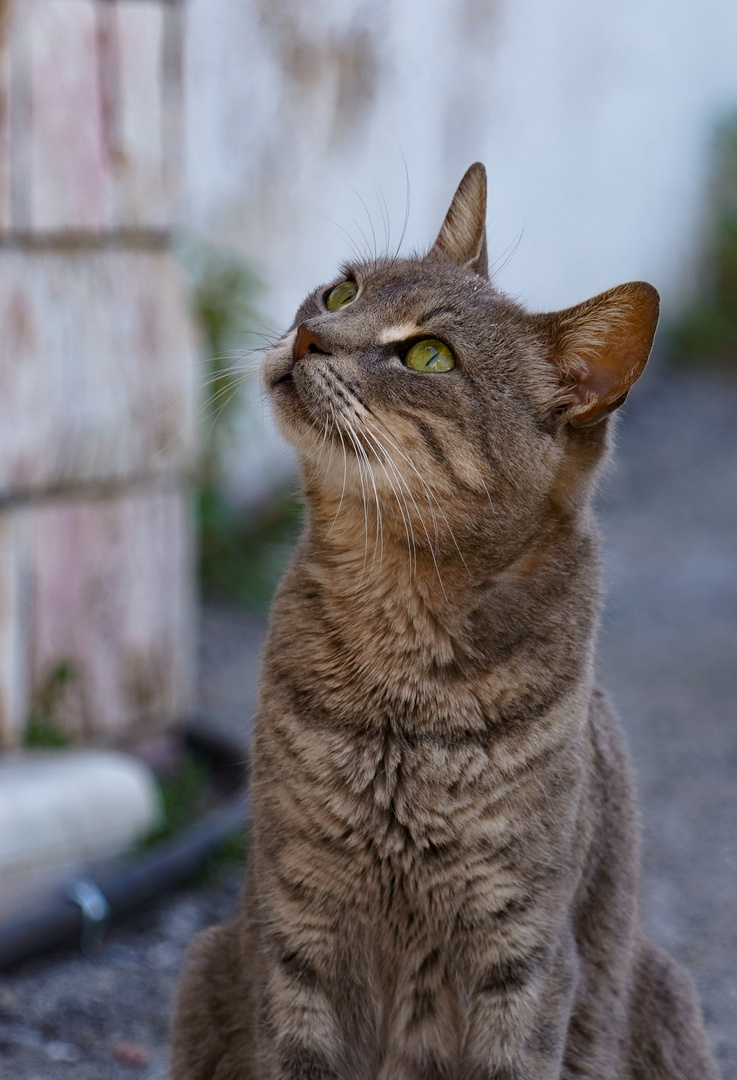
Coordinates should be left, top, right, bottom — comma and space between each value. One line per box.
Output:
563, 284, 660, 424
573, 327, 648, 405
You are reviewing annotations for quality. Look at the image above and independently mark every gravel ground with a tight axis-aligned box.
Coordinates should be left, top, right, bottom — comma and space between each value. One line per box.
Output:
597, 370, 737, 1076
0, 368, 735, 1078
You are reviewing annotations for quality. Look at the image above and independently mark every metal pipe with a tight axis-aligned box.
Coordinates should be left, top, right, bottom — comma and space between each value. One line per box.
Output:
0, 791, 249, 971
0, 722, 250, 970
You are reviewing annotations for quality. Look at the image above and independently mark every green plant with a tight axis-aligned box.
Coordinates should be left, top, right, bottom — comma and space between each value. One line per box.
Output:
186, 242, 300, 613
132, 750, 247, 880
137, 752, 210, 850
670, 114, 737, 368
198, 484, 302, 615
187, 242, 263, 484
198, 828, 249, 884
23, 661, 75, 749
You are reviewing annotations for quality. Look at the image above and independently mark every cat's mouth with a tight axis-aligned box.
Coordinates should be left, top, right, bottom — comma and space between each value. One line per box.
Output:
263, 346, 297, 393
267, 352, 369, 454
267, 345, 348, 414
272, 371, 295, 393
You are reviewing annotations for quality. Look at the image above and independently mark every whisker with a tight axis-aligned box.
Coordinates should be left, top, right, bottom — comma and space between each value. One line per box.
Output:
324, 413, 349, 542
490, 227, 525, 278
150, 365, 260, 464
198, 370, 261, 414
346, 416, 383, 579
366, 410, 469, 573
348, 183, 378, 264
479, 475, 497, 515
344, 425, 371, 586
375, 182, 391, 255
317, 214, 368, 265
356, 421, 416, 581
361, 419, 447, 595
202, 382, 245, 445
393, 147, 411, 262
349, 216, 374, 266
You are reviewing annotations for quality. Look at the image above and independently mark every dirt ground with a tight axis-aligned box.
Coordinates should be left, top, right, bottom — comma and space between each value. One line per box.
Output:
0, 368, 735, 1079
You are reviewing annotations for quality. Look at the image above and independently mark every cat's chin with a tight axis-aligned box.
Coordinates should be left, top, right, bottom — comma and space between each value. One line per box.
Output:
271, 371, 296, 395
265, 351, 343, 457
262, 341, 296, 391
267, 380, 326, 458
263, 343, 313, 441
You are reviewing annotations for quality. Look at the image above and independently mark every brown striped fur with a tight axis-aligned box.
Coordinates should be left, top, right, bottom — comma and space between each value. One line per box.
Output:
172, 164, 719, 1080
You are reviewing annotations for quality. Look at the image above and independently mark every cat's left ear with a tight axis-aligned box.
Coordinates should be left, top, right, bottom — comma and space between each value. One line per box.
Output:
428, 163, 488, 277
536, 281, 660, 427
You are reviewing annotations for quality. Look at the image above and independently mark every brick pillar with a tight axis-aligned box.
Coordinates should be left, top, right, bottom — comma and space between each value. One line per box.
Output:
0, 0, 198, 746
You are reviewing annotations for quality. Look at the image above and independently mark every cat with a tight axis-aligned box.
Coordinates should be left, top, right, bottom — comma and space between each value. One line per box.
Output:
171, 164, 720, 1080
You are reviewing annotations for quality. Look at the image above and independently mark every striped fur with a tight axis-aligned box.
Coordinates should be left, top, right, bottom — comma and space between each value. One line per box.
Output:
172, 166, 719, 1080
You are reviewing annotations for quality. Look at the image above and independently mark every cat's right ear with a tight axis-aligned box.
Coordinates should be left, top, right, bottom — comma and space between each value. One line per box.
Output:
535, 281, 660, 427
428, 163, 488, 277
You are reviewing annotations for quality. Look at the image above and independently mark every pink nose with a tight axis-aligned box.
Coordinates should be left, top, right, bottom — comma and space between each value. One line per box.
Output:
293, 324, 329, 361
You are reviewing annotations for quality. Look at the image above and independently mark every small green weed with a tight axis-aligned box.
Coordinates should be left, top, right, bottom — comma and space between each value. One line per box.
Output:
197, 828, 249, 885
186, 241, 262, 485
136, 749, 248, 881
138, 753, 210, 851
185, 241, 301, 614
198, 485, 301, 615
23, 661, 75, 749
670, 114, 737, 369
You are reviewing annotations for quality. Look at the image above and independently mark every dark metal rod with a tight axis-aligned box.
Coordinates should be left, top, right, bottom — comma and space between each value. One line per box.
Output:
0, 794, 249, 971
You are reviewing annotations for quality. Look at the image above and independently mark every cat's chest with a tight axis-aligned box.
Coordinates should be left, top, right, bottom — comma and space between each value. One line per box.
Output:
319, 721, 510, 853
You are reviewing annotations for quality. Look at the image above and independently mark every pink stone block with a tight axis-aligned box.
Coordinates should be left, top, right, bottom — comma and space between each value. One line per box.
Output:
2, 0, 184, 234
113, 1, 171, 228
0, 249, 199, 497
0, 511, 30, 748
27, 0, 114, 232
29, 485, 197, 742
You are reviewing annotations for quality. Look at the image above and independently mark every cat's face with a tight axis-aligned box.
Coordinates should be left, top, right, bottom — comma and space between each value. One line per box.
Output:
264, 257, 559, 545
263, 165, 659, 562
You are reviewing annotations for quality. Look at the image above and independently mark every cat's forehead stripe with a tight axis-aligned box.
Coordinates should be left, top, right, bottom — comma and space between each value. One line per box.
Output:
378, 323, 419, 345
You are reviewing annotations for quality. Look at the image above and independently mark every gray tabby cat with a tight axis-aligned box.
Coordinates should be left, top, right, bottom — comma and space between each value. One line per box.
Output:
172, 164, 720, 1080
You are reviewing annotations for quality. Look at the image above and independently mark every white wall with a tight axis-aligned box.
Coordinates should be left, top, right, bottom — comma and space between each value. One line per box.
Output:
185, 0, 737, 503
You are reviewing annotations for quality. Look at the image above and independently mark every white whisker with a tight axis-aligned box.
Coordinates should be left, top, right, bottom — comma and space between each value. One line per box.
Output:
344, 425, 371, 586
355, 421, 416, 581
365, 411, 469, 577
360, 418, 447, 597
324, 413, 349, 542
346, 417, 383, 579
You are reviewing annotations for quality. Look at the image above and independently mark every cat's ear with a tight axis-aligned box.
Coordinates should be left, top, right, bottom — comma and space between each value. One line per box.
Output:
536, 282, 660, 427
428, 163, 488, 277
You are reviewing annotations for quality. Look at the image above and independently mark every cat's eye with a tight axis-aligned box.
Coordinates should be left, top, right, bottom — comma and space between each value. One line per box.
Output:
325, 280, 358, 311
403, 338, 455, 373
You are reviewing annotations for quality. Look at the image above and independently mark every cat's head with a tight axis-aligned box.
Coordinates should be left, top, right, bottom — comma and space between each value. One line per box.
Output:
263, 164, 658, 564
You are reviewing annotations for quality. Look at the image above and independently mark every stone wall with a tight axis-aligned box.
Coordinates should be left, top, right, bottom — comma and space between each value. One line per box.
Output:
0, 0, 198, 747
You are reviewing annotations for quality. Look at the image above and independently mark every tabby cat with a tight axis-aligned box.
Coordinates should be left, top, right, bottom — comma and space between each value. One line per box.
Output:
172, 164, 719, 1080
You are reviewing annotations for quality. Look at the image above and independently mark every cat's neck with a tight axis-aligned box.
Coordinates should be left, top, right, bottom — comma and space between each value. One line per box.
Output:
296, 488, 601, 670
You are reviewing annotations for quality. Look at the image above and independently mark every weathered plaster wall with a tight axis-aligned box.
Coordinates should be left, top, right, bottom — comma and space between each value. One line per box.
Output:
0, 0, 197, 747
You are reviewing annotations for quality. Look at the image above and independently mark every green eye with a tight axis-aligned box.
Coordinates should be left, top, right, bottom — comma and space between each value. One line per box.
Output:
404, 338, 455, 373
326, 279, 358, 311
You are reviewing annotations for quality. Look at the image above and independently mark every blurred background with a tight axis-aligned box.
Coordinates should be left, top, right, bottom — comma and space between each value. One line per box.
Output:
0, 1, 735, 1077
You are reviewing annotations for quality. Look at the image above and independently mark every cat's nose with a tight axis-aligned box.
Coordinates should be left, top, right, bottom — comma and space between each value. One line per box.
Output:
293, 323, 330, 361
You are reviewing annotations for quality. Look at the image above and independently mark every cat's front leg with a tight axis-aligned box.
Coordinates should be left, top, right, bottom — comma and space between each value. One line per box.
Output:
255, 936, 345, 1080
460, 936, 578, 1080
375, 950, 464, 1080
